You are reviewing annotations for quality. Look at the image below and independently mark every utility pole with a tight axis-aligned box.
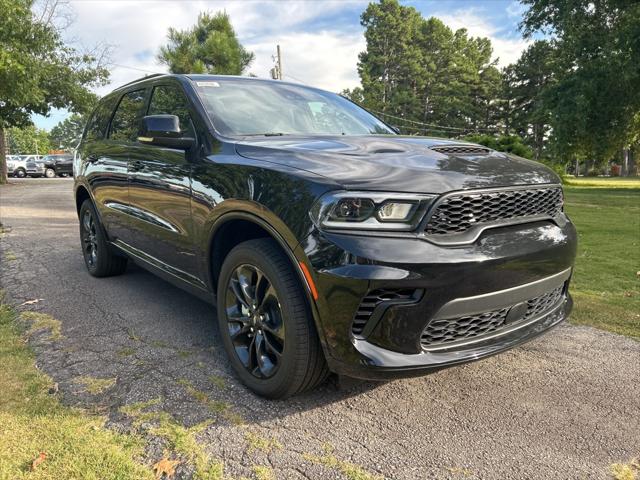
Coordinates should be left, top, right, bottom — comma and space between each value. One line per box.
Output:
276, 45, 283, 80
270, 45, 283, 80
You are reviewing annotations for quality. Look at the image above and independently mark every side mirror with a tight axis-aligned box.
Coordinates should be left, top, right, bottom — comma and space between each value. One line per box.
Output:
391, 126, 401, 134
138, 115, 195, 150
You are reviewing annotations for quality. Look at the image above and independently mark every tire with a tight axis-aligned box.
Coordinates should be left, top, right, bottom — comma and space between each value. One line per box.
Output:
44, 168, 56, 178
217, 238, 328, 398
79, 199, 127, 277
15, 169, 26, 178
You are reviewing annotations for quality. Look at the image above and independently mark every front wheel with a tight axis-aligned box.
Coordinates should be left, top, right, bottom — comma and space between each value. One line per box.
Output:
44, 168, 56, 178
15, 169, 26, 178
217, 238, 328, 398
79, 200, 127, 277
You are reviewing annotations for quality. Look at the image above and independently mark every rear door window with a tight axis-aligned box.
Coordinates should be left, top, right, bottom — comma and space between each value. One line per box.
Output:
109, 89, 147, 142
85, 96, 118, 141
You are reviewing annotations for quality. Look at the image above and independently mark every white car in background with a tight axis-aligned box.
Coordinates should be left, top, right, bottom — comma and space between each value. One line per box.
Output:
6, 155, 28, 178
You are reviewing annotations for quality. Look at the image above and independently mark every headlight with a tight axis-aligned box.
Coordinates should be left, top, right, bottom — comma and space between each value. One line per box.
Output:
310, 191, 435, 231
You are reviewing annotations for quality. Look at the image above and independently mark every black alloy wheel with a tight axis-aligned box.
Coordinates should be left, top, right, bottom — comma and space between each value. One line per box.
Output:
82, 209, 99, 269
217, 238, 328, 398
225, 264, 285, 379
78, 199, 127, 277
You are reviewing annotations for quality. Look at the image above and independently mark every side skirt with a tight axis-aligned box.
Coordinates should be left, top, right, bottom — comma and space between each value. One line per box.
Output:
111, 239, 215, 306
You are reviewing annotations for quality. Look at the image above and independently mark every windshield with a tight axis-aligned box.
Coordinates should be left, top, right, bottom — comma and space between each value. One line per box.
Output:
193, 78, 394, 137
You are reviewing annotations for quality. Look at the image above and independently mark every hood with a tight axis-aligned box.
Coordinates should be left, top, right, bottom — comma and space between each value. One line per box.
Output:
235, 135, 560, 194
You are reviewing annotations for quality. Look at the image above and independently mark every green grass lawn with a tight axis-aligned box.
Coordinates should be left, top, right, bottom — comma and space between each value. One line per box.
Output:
0, 297, 154, 479
564, 183, 640, 339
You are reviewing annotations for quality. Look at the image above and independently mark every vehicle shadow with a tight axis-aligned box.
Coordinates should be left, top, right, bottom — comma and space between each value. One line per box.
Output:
56, 261, 386, 427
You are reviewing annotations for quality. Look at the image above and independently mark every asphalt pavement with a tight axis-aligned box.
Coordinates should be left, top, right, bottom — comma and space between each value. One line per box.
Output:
1, 178, 638, 479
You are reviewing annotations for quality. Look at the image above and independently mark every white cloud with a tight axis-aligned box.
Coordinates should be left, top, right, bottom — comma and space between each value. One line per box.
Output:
247, 31, 364, 91
63, 0, 366, 95
33, 1, 528, 129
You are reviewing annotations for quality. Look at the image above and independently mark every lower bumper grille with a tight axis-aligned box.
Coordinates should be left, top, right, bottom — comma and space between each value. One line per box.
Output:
352, 288, 420, 335
421, 286, 565, 349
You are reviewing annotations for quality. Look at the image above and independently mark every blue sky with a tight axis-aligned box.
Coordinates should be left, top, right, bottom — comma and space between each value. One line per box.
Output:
33, 0, 529, 130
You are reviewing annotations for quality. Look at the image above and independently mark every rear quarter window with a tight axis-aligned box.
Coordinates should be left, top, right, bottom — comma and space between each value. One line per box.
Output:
84, 96, 118, 142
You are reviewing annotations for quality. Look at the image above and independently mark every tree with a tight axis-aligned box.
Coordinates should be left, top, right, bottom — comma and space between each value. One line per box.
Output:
158, 11, 254, 75
355, 0, 503, 136
519, 0, 640, 167
6, 126, 52, 155
0, 0, 108, 183
503, 41, 557, 161
49, 113, 86, 151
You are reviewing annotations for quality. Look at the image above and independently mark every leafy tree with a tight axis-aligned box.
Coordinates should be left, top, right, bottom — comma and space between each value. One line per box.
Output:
520, 0, 640, 167
356, 0, 503, 136
158, 12, 254, 75
0, 0, 108, 183
6, 126, 52, 155
358, 0, 423, 114
503, 41, 557, 161
49, 113, 86, 151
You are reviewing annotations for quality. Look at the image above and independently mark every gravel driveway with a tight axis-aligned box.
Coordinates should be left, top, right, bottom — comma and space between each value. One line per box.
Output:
1, 178, 638, 479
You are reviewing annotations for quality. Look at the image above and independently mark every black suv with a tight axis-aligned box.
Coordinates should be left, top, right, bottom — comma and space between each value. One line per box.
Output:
74, 75, 576, 398
40, 154, 74, 178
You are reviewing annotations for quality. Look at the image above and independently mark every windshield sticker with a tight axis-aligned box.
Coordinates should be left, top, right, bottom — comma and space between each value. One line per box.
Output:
196, 81, 220, 87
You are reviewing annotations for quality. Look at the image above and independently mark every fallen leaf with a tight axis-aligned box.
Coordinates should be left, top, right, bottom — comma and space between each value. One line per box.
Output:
20, 298, 44, 306
624, 291, 633, 297
31, 452, 46, 471
48, 383, 59, 394
153, 457, 180, 479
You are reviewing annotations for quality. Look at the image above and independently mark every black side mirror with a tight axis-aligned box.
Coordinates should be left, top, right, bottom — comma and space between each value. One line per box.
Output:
138, 115, 195, 150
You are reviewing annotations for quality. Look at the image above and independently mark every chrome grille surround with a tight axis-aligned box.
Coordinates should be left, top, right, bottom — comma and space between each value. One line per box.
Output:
424, 186, 564, 237
420, 286, 565, 350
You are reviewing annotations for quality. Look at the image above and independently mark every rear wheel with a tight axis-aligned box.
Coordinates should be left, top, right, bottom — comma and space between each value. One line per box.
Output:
79, 200, 127, 277
217, 238, 328, 398
44, 168, 56, 178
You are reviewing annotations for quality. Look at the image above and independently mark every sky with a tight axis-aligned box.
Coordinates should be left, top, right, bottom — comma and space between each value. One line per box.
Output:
33, 0, 531, 130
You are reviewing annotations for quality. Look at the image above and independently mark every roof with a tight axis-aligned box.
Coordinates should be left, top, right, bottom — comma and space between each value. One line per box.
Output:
111, 73, 311, 93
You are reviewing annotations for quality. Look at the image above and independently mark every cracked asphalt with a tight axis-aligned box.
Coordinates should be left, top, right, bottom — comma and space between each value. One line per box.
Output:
1, 178, 638, 479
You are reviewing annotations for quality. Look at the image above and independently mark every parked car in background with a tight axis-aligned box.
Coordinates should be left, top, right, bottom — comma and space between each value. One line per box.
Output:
39, 154, 74, 177
74, 74, 577, 398
24, 155, 45, 177
6, 155, 28, 178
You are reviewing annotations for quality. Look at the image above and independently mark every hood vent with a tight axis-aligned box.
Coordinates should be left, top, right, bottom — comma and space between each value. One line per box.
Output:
430, 145, 491, 155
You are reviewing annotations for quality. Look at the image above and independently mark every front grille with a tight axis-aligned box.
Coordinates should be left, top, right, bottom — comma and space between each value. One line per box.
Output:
352, 288, 418, 335
430, 145, 491, 155
420, 286, 564, 349
424, 186, 563, 236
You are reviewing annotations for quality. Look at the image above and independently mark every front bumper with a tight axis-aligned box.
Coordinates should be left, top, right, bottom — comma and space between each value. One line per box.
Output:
27, 163, 45, 176
298, 217, 577, 380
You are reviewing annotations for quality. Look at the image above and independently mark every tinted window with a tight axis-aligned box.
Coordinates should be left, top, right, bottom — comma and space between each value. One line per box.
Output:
85, 96, 118, 141
148, 85, 195, 137
109, 89, 146, 142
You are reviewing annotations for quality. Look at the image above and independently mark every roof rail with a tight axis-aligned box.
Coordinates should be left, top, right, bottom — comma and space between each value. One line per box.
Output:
115, 73, 166, 89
